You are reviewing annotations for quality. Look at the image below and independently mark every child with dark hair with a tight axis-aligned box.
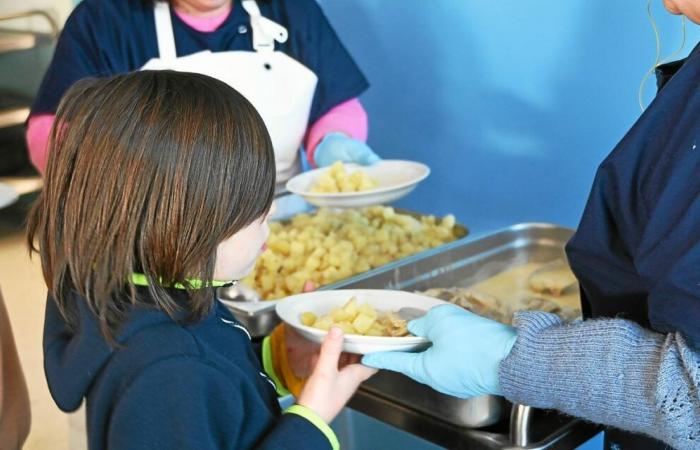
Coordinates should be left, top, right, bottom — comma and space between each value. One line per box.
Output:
27, 70, 374, 450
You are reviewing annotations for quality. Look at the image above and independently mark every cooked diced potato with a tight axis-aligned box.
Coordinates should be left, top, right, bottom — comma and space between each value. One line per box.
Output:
300, 298, 407, 337
330, 307, 352, 322
313, 316, 334, 331
305, 257, 320, 271
268, 238, 290, 254
342, 297, 359, 317
289, 241, 305, 257
311, 161, 378, 193
300, 312, 317, 326
352, 313, 376, 334
357, 302, 378, 318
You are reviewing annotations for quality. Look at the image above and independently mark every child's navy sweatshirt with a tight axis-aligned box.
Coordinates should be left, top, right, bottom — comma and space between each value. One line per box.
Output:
43, 287, 337, 449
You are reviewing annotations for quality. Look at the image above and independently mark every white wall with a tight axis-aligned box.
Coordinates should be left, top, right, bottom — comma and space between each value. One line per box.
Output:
321, 0, 700, 232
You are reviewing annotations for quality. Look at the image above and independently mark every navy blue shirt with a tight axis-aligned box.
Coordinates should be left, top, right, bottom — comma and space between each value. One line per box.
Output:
43, 288, 333, 449
566, 42, 700, 349
32, 0, 368, 124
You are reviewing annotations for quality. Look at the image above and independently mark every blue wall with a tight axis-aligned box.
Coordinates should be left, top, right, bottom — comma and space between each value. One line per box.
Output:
319, 0, 700, 234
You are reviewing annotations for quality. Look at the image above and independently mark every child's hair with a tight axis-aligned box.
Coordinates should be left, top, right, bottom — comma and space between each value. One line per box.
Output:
27, 70, 276, 340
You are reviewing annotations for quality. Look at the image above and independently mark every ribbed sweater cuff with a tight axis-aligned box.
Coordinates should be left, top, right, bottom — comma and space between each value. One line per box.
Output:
497, 311, 700, 448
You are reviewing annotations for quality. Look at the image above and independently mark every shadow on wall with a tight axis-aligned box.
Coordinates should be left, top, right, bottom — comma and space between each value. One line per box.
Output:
320, 0, 698, 233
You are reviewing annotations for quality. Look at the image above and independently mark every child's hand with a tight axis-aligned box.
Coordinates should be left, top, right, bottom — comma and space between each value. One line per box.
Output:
286, 325, 360, 379
296, 327, 377, 423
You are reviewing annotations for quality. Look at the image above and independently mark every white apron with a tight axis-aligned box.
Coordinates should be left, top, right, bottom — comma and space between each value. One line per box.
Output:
141, 0, 318, 191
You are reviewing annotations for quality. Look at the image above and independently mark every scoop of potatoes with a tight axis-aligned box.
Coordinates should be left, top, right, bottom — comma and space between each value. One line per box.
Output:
311, 161, 378, 193
301, 297, 408, 337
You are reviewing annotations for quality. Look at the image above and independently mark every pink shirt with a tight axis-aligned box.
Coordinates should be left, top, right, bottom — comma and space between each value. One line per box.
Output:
26, 5, 368, 174
174, 5, 231, 32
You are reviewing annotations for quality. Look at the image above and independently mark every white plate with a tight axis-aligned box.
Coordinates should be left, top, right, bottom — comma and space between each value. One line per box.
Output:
0, 182, 18, 209
276, 289, 447, 354
285, 160, 430, 208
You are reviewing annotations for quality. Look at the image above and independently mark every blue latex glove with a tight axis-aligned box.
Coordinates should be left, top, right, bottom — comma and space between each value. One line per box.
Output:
313, 132, 381, 168
362, 304, 517, 398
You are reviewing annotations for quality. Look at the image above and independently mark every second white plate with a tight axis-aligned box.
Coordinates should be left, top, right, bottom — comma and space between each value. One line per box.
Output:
285, 160, 430, 208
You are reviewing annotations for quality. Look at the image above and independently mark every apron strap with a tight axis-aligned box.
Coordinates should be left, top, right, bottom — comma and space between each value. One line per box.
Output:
241, 0, 288, 53
153, 1, 177, 61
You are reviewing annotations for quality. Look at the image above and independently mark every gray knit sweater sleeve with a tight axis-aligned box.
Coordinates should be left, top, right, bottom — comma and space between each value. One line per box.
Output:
498, 312, 700, 450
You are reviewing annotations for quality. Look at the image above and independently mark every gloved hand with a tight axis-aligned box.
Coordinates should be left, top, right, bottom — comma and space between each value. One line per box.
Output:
313, 132, 381, 168
362, 304, 517, 398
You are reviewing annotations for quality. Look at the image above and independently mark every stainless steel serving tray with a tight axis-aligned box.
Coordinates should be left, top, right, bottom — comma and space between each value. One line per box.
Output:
325, 223, 575, 432
218, 208, 468, 338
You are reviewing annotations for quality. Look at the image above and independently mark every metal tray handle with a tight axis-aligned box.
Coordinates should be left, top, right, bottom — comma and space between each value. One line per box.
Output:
510, 403, 533, 447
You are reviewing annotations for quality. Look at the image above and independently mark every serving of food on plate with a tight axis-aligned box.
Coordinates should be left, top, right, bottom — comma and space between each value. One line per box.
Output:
310, 161, 378, 193
276, 289, 447, 354
285, 160, 430, 208
300, 296, 409, 337
274, 258, 582, 354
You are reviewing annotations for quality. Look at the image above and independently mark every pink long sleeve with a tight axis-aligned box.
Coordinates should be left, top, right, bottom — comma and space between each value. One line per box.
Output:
26, 114, 55, 175
305, 98, 368, 167
174, 6, 231, 32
